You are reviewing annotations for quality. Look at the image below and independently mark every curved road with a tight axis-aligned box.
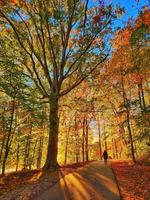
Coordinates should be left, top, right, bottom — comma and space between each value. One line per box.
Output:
36, 161, 120, 200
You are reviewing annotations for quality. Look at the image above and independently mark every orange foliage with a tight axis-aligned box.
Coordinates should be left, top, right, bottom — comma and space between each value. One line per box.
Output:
135, 10, 150, 27
131, 73, 149, 84
0, 0, 4, 5
113, 9, 150, 49
10, 0, 19, 4
93, 14, 103, 24
113, 28, 133, 49
75, 81, 89, 98
0, 0, 19, 5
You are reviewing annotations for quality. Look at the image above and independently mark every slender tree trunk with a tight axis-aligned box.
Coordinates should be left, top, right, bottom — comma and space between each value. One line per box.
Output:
0, 113, 6, 164
37, 135, 44, 169
114, 139, 118, 159
29, 140, 37, 170
2, 97, 15, 176
85, 118, 89, 162
16, 144, 20, 172
126, 110, 136, 162
134, 141, 138, 158
82, 118, 85, 162
37, 109, 45, 169
103, 123, 107, 151
64, 126, 71, 165
44, 97, 59, 169
138, 84, 143, 110
119, 146, 122, 159
121, 74, 136, 163
98, 119, 102, 160
24, 123, 32, 169
74, 114, 79, 163
139, 82, 146, 110
0, 136, 5, 163
146, 80, 150, 94
112, 138, 115, 159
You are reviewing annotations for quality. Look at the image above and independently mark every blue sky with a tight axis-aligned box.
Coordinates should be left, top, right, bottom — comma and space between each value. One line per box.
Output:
90, 0, 150, 28
112, 0, 150, 27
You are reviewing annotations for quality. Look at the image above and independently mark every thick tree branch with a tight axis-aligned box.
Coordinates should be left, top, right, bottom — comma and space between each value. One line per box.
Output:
0, 11, 31, 57
59, 0, 76, 81
63, 16, 112, 79
59, 54, 108, 97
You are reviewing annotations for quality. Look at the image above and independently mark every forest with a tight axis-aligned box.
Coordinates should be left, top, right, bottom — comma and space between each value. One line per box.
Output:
0, 1, 150, 174
0, 0, 149, 199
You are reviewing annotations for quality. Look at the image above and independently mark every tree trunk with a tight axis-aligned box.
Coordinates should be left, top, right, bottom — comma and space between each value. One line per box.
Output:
85, 118, 89, 162
139, 82, 146, 111
114, 139, 118, 159
146, 80, 150, 94
64, 126, 70, 165
0, 136, 5, 163
103, 123, 107, 151
121, 74, 136, 163
2, 97, 15, 176
29, 139, 37, 170
138, 83, 143, 110
126, 110, 136, 163
44, 97, 59, 170
98, 119, 102, 160
37, 135, 44, 169
24, 124, 32, 170
37, 109, 45, 169
112, 138, 115, 159
82, 118, 85, 162
16, 144, 20, 172
75, 114, 79, 163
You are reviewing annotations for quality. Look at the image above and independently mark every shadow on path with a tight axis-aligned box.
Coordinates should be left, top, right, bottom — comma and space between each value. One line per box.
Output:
35, 161, 120, 200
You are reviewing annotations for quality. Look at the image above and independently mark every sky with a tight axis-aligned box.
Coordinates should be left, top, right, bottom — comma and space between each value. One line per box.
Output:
113, 0, 150, 27
90, 0, 150, 28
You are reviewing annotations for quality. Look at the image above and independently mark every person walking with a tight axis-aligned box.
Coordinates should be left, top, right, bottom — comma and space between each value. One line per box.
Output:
102, 150, 108, 164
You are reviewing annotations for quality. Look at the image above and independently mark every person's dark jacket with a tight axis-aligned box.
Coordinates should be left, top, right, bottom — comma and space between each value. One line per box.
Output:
103, 150, 108, 160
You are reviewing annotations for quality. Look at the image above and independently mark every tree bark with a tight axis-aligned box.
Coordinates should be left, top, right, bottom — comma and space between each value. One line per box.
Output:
85, 118, 89, 162
43, 97, 59, 170
37, 135, 44, 169
2, 97, 15, 176
82, 118, 85, 162
138, 83, 143, 110
64, 126, 70, 165
0, 136, 5, 163
74, 114, 79, 163
16, 144, 20, 172
29, 139, 37, 170
24, 124, 32, 170
112, 138, 115, 159
98, 119, 102, 160
126, 110, 136, 163
139, 82, 146, 111
121, 74, 136, 163
114, 139, 118, 159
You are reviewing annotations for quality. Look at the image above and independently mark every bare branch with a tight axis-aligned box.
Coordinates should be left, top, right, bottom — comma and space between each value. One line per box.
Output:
83, 0, 89, 27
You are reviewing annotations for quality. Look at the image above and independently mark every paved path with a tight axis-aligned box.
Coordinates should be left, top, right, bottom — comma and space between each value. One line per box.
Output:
36, 161, 120, 200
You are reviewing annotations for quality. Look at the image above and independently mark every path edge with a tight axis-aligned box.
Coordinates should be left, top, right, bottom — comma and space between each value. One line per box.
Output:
110, 162, 122, 200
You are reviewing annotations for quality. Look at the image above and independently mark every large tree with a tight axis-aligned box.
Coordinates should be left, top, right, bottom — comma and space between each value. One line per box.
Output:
0, 0, 120, 169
